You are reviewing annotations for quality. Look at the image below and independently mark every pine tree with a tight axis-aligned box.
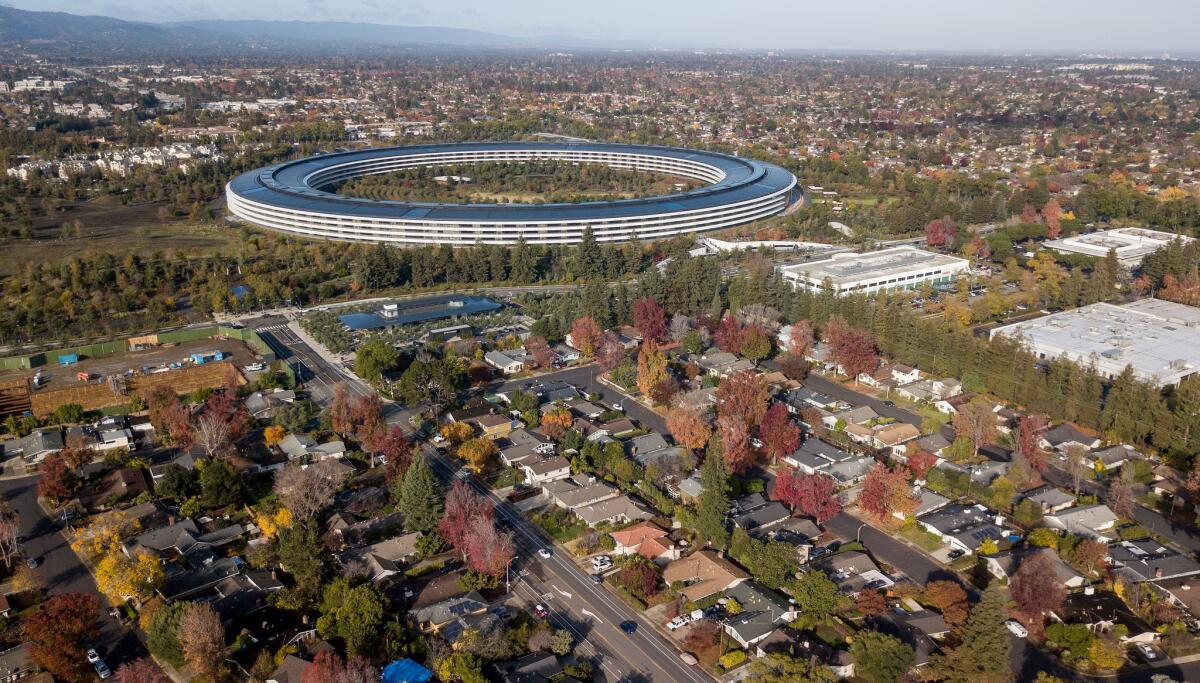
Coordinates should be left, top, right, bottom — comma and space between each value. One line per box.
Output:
694, 450, 730, 551
931, 583, 1012, 683
510, 238, 536, 283
398, 453, 444, 533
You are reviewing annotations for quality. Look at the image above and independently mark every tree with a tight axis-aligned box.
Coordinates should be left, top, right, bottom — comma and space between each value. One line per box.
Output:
523, 335, 556, 369
1072, 538, 1108, 575
441, 421, 474, 445
23, 593, 100, 682
37, 452, 80, 503
146, 386, 191, 445
791, 570, 844, 621
925, 216, 958, 247
738, 324, 772, 362
784, 320, 814, 357
632, 296, 668, 343
277, 523, 326, 604
1010, 551, 1067, 618
301, 652, 377, 683
96, 549, 163, 606
113, 659, 170, 683
797, 473, 841, 524
434, 651, 485, 683
273, 460, 341, 521
354, 338, 398, 385
907, 449, 937, 480
1107, 465, 1136, 518
924, 580, 970, 631
365, 425, 411, 469
568, 316, 602, 357
665, 403, 712, 451
178, 602, 225, 680
1066, 443, 1090, 494
1014, 415, 1048, 474
850, 631, 915, 683
758, 403, 800, 463
636, 341, 669, 398
199, 457, 242, 509
193, 412, 232, 458
317, 579, 387, 657
146, 601, 189, 668
549, 629, 574, 656
539, 408, 574, 440
859, 464, 916, 521
951, 397, 998, 460
717, 414, 754, 475
1043, 198, 1062, 240
462, 514, 515, 578
397, 453, 444, 533
856, 589, 887, 617
156, 464, 197, 501
618, 557, 661, 600
746, 652, 837, 683
458, 438, 499, 473
714, 313, 743, 354
594, 331, 627, 373
715, 369, 769, 428
0, 503, 20, 569
931, 583, 1012, 683
694, 451, 730, 550
349, 393, 384, 443
440, 481, 494, 555
264, 424, 286, 448
824, 317, 879, 381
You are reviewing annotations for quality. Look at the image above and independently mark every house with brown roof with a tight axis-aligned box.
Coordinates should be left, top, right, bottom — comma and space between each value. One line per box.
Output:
609, 521, 681, 564
471, 413, 515, 440
663, 550, 750, 602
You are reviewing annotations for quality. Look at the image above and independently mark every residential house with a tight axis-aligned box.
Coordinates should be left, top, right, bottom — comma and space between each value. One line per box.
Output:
1021, 486, 1076, 513
732, 501, 792, 539
723, 581, 800, 648
574, 495, 653, 526
663, 550, 750, 602
268, 654, 311, 683
755, 629, 854, 678
469, 413, 515, 440
895, 381, 936, 403
910, 432, 951, 459
552, 344, 581, 364
76, 467, 150, 512
891, 365, 921, 385
609, 522, 680, 564
871, 422, 920, 451
148, 448, 202, 481
243, 389, 296, 419
909, 488, 951, 518
934, 392, 978, 415
338, 534, 421, 582
520, 455, 571, 486
0, 428, 63, 464
535, 381, 579, 403
784, 387, 838, 414
412, 590, 488, 633
930, 378, 963, 399
485, 350, 525, 375
1108, 539, 1200, 582
917, 504, 1004, 555
822, 405, 878, 431
782, 437, 853, 474
211, 569, 284, 620
813, 551, 893, 596
278, 433, 346, 462
857, 365, 899, 390
1088, 444, 1142, 472
568, 401, 606, 420
1040, 424, 1102, 453
497, 429, 555, 467
542, 476, 618, 509
895, 610, 950, 640
673, 474, 704, 504
1044, 504, 1118, 538
1054, 591, 1159, 644
984, 548, 1086, 588
696, 350, 754, 377
626, 433, 684, 467
0, 643, 39, 682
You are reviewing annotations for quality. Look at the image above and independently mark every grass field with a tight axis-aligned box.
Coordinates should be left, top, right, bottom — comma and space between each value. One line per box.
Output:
2, 196, 238, 275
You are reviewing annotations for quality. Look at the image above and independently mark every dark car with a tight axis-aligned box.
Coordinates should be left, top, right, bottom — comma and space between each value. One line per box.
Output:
589, 573, 603, 584
25, 556, 39, 569
882, 400, 895, 407
947, 549, 966, 560
619, 620, 637, 634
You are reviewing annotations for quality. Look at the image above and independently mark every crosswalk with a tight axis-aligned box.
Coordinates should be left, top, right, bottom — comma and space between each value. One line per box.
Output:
255, 323, 290, 332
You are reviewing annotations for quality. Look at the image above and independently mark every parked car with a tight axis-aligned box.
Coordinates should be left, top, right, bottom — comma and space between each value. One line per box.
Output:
667, 614, 693, 631
679, 652, 698, 666
591, 555, 612, 570
1135, 643, 1159, 661
490, 606, 514, 622
532, 604, 550, 619
1005, 620, 1028, 638
590, 573, 603, 584
619, 620, 637, 634
947, 549, 966, 560
94, 661, 112, 680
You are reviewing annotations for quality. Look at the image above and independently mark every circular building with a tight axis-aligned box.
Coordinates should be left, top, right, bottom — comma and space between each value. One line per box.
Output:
225, 141, 800, 245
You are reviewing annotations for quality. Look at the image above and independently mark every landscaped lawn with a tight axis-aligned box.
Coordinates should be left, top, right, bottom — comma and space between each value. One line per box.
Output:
899, 523, 946, 552
530, 507, 588, 543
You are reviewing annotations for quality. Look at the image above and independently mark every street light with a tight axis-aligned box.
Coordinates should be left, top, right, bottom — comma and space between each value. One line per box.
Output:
856, 522, 867, 544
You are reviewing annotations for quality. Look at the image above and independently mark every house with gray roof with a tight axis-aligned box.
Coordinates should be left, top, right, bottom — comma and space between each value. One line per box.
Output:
413, 590, 488, 631
0, 427, 63, 463
732, 501, 791, 538
1022, 486, 1076, 513
1108, 539, 1200, 582
520, 455, 570, 486
542, 476, 618, 509
338, 533, 421, 582
984, 547, 1086, 588
1045, 504, 1118, 538
723, 582, 799, 648
574, 495, 653, 526
1088, 444, 1142, 471
1040, 424, 1102, 453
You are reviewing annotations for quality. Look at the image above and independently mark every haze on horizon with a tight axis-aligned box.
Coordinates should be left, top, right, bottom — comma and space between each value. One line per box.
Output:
4, 0, 1197, 53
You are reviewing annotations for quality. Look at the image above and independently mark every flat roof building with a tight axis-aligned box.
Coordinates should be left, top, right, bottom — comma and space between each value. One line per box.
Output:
777, 246, 968, 295
989, 299, 1200, 386
1043, 227, 1193, 267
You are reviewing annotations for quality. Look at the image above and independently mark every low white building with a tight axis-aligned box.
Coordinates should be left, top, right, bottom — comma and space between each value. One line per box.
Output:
1043, 227, 1193, 268
777, 246, 968, 295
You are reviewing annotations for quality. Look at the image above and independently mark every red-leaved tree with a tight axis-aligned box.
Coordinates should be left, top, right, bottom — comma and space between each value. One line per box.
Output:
1016, 415, 1048, 474
524, 335, 556, 369
1010, 551, 1067, 618
665, 404, 712, 451
37, 453, 79, 504
329, 384, 354, 438
713, 313, 743, 354
632, 296, 668, 343
595, 331, 626, 373
569, 316, 603, 357
715, 369, 769, 428
301, 650, 377, 683
773, 468, 841, 524
23, 592, 100, 683
907, 449, 937, 481
785, 320, 814, 357
462, 514, 515, 577
366, 425, 412, 471
1043, 198, 1062, 239
925, 216, 958, 247
758, 403, 801, 463
717, 414, 754, 475
859, 463, 916, 521
439, 481, 494, 556
824, 317, 879, 382
114, 659, 170, 683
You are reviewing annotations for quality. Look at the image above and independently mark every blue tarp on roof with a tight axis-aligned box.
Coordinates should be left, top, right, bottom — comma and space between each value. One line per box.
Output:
381, 658, 433, 683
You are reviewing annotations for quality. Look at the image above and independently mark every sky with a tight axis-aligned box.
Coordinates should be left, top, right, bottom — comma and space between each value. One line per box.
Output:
7, 0, 1199, 53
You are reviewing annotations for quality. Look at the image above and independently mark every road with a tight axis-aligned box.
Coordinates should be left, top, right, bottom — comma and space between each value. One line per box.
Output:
0, 475, 146, 671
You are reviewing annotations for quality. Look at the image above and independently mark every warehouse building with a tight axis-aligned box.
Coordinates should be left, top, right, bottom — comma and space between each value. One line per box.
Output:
777, 246, 969, 295
1043, 227, 1193, 267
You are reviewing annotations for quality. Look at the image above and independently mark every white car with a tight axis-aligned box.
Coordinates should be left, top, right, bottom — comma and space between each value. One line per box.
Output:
1005, 620, 1029, 638
667, 614, 694, 631
86, 649, 100, 664
591, 555, 612, 570
1136, 643, 1159, 661
537, 548, 552, 560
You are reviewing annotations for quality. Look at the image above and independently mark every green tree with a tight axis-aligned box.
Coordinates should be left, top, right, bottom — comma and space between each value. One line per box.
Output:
316, 579, 387, 657
397, 453, 444, 533
694, 451, 730, 550
49, 403, 85, 425
850, 631, 915, 683
931, 583, 1012, 683
146, 602, 189, 668
790, 570, 844, 622
276, 523, 326, 605
746, 652, 837, 683
155, 464, 197, 502
355, 338, 398, 385
199, 459, 242, 509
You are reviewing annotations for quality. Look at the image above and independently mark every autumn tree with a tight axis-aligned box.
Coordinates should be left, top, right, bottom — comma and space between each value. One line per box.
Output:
1043, 198, 1062, 239
713, 313, 743, 354
738, 324, 772, 363
273, 460, 342, 522
462, 514, 515, 578
439, 481, 494, 556
458, 438, 499, 473
824, 317, 879, 382
1073, 538, 1108, 575
1011, 551, 1067, 618
568, 316, 602, 357
37, 452, 80, 503
715, 369, 769, 428
523, 335, 556, 369
665, 402, 711, 451
907, 449, 937, 480
758, 403, 801, 463
636, 341, 669, 398
783, 320, 814, 357
24, 592, 100, 683
1107, 465, 1136, 518
859, 464, 916, 521
328, 384, 354, 438
856, 589, 887, 617
1014, 415, 1048, 474
951, 397, 998, 460
717, 414, 754, 475
96, 549, 164, 606
594, 331, 626, 373
925, 215, 958, 247
440, 421, 474, 445
539, 408, 574, 441
773, 471, 842, 524
632, 296, 668, 343
264, 425, 286, 447
114, 659, 170, 683
365, 424, 411, 470
924, 580, 970, 631
178, 602, 225, 680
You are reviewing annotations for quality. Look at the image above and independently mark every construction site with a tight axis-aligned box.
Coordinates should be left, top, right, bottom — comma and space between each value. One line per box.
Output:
0, 325, 272, 419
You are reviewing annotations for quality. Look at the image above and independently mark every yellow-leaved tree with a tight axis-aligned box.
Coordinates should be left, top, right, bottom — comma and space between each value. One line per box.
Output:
458, 438, 498, 473
264, 425, 286, 447
256, 506, 293, 539
95, 549, 163, 606
70, 510, 139, 562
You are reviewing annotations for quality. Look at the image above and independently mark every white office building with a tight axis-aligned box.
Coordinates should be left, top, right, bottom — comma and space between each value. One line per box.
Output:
1043, 227, 1193, 267
777, 246, 969, 295
989, 298, 1200, 386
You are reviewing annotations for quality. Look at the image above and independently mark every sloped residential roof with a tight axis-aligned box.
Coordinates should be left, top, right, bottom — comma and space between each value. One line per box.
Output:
413, 590, 487, 627
664, 551, 750, 601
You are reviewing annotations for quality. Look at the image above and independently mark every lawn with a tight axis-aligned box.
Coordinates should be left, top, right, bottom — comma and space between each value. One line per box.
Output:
529, 507, 588, 543
899, 522, 946, 553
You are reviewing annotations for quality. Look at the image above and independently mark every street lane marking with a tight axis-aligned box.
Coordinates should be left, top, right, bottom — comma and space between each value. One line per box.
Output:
581, 608, 602, 624
554, 585, 573, 599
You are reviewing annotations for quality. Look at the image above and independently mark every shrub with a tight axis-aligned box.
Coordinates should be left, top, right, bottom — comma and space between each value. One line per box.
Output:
719, 651, 747, 669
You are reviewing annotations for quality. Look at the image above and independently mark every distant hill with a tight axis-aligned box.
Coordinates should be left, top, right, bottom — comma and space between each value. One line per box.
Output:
175, 19, 523, 48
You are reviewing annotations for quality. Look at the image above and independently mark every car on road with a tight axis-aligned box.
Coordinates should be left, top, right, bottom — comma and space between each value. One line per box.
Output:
1135, 643, 1159, 661
947, 549, 966, 560
25, 556, 38, 569
619, 620, 637, 634
882, 400, 895, 407
1005, 620, 1028, 638
94, 661, 112, 679
537, 548, 552, 559
807, 547, 831, 561
86, 649, 101, 664
532, 604, 550, 619
589, 573, 603, 584
679, 652, 698, 666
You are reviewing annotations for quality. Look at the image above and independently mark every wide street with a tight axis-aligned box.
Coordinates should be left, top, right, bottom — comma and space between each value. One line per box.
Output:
0, 475, 147, 671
